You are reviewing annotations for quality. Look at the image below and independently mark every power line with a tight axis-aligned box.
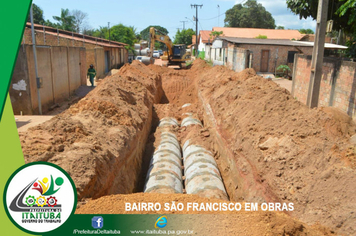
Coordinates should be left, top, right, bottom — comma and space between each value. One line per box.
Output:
180, 20, 188, 30
200, 12, 225, 21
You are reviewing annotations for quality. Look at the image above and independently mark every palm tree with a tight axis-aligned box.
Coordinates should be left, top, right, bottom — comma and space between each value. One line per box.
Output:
53, 9, 75, 31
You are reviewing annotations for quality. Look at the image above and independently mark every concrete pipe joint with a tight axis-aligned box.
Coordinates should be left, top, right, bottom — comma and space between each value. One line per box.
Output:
150, 150, 182, 168
144, 174, 183, 194
144, 130, 183, 194
184, 152, 218, 172
155, 142, 181, 160
159, 117, 179, 127
146, 160, 182, 181
182, 140, 228, 200
183, 144, 213, 160
185, 174, 228, 200
181, 117, 202, 127
184, 161, 221, 184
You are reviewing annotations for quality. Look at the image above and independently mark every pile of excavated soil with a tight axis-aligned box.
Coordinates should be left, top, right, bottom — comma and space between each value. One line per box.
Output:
193, 59, 356, 235
20, 61, 162, 200
82, 59, 355, 234
21, 59, 356, 235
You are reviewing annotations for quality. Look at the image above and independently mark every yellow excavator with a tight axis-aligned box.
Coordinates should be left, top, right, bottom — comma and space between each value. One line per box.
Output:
149, 27, 191, 68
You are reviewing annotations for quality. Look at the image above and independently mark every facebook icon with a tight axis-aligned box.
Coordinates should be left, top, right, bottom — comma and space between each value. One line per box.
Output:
91, 216, 104, 229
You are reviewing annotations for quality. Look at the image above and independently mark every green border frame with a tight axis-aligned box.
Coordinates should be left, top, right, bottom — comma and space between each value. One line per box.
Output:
3, 162, 78, 235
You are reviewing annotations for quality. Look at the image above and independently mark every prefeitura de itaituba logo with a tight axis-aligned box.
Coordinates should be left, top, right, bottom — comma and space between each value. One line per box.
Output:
11, 175, 63, 221
4, 162, 76, 234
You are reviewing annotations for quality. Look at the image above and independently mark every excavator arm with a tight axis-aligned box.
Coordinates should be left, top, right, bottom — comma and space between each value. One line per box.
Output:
149, 27, 173, 58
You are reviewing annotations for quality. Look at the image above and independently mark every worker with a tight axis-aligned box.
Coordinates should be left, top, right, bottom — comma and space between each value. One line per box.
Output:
87, 64, 96, 87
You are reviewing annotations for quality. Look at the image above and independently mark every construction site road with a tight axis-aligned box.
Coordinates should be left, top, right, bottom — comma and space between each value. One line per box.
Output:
20, 59, 356, 235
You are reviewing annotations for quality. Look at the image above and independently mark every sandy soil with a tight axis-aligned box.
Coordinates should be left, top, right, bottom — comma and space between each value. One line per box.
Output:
21, 60, 356, 235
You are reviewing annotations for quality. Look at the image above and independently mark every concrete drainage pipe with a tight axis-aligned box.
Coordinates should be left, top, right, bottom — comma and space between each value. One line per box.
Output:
181, 116, 203, 127
158, 117, 179, 127
144, 120, 183, 194
182, 140, 229, 200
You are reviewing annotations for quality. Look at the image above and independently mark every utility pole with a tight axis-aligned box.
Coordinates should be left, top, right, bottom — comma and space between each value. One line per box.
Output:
30, 4, 42, 115
108, 22, 110, 44
180, 20, 188, 30
306, 0, 329, 108
217, 5, 220, 27
191, 4, 203, 57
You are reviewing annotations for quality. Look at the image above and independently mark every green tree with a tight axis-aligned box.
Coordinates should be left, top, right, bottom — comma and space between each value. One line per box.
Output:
276, 26, 285, 29
140, 25, 169, 41
287, 0, 355, 58
173, 29, 195, 45
337, 0, 356, 58
336, 0, 356, 32
83, 28, 96, 36
93, 26, 108, 38
109, 24, 136, 50
44, 20, 59, 28
210, 31, 223, 37
129, 26, 141, 43
224, 0, 276, 29
299, 28, 314, 34
140, 25, 169, 50
53, 8, 75, 31
286, 0, 351, 33
27, 4, 45, 25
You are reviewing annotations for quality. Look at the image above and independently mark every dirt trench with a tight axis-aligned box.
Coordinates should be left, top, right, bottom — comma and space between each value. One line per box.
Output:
21, 60, 356, 235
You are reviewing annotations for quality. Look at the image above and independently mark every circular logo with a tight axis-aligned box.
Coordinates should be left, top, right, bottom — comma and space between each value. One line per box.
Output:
155, 216, 167, 228
3, 162, 77, 234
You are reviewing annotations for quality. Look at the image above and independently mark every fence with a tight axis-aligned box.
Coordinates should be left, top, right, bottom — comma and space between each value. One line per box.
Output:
292, 54, 356, 119
10, 45, 86, 115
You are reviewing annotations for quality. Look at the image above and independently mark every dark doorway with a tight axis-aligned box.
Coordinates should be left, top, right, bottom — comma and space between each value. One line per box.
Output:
104, 51, 110, 73
261, 50, 270, 72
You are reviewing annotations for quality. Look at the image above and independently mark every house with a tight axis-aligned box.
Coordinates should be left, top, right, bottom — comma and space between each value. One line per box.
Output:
10, 23, 129, 115
197, 30, 212, 58
23, 23, 128, 78
209, 36, 347, 74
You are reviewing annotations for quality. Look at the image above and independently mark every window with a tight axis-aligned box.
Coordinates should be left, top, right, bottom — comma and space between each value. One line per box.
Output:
287, 51, 298, 63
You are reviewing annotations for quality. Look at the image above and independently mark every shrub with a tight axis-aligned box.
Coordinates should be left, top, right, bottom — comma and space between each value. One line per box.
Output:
255, 34, 267, 39
276, 65, 291, 77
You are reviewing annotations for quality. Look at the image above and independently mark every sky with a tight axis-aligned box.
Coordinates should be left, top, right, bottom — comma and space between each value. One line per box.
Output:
33, 0, 317, 39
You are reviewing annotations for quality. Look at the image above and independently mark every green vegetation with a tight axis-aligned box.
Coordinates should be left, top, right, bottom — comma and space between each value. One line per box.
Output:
110, 24, 136, 50
299, 28, 314, 34
286, 0, 355, 59
210, 31, 223, 37
205, 60, 213, 67
337, 0, 356, 59
286, 0, 353, 33
255, 35, 267, 39
140, 25, 169, 49
27, 4, 44, 25
140, 25, 168, 41
52, 8, 75, 31
27, 4, 137, 49
174, 29, 195, 45
276, 65, 291, 77
198, 51, 205, 59
224, 0, 276, 29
